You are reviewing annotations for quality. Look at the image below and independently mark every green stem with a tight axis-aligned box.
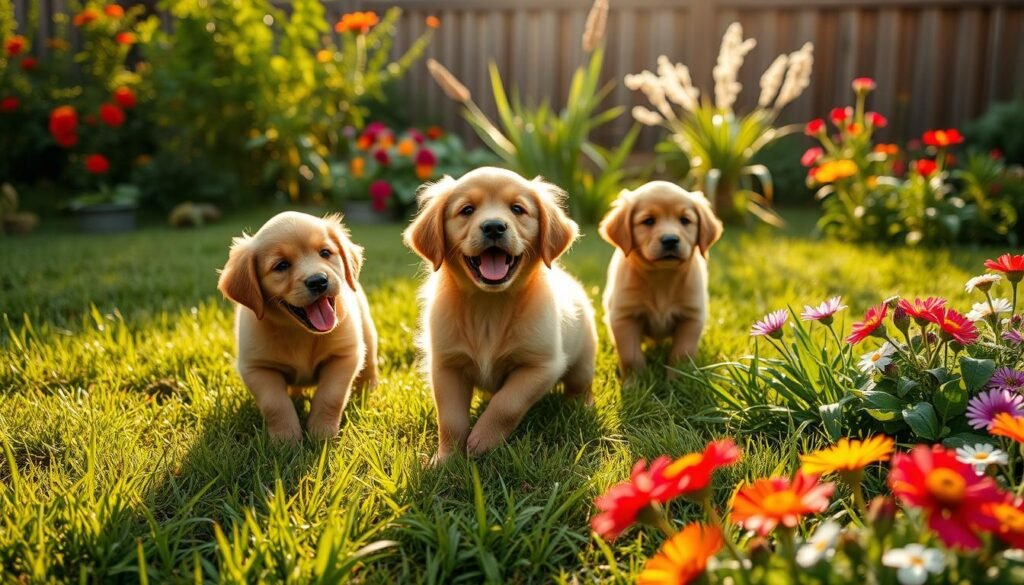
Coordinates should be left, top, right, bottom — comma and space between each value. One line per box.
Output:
778, 527, 801, 584
984, 290, 1003, 344
704, 499, 746, 568
1013, 281, 1019, 320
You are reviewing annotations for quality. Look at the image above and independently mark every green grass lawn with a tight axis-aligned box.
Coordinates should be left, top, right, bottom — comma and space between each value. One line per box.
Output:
0, 207, 1006, 583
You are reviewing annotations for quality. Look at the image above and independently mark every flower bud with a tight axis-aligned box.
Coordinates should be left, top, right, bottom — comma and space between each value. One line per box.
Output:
747, 536, 772, 567
892, 306, 910, 336
884, 296, 901, 310
867, 496, 897, 538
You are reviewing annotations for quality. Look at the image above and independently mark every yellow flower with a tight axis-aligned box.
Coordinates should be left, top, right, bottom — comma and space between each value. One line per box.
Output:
813, 159, 857, 183
801, 435, 894, 476
637, 523, 722, 585
350, 156, 365, 179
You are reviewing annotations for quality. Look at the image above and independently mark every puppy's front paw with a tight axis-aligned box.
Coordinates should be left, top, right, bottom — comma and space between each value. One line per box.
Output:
268, 422, 303, 443
306, 419, 341, 441
430, 448, 456, 467
466, 425, 509, 457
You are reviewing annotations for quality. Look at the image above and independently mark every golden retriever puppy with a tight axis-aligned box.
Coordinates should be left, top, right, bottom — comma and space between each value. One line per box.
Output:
218, 212, 378, 441
404, 167, 597, 462
599, 181, 723, 377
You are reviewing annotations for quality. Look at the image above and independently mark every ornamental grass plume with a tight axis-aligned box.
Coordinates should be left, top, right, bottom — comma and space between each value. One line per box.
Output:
581, 0, 608, 53
426, 59, 471, 103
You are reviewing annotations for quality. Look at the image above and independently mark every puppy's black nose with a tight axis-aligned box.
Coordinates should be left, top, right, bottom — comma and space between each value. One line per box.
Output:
661, 234, 681, 250
480, 220, 508, 240
305, 274, 329, 295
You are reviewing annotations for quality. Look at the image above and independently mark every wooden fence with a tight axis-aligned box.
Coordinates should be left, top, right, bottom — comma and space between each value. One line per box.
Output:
12, 0, 1024, 147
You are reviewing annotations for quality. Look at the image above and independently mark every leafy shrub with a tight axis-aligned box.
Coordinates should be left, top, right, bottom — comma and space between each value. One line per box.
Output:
681, 253, 1024, 446
966, 100, 1024, 165
628, 23, 815, 225
426, 0, 639, 223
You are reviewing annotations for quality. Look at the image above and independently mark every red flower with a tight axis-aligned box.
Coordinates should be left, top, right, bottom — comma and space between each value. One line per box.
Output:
335, 11, 379, 34
49, 105, 78, 137
0, 97, 19, 112
425, 125, 444, 140
105, 4, 125, 18
805, 118, 825, 136
922, 129, 964, 147
55, 132, 78, 148
659, 439, 741, 502
981, 499, 1024, 550
731, 472, 835, 536
933, 308, 978, 345
5, 35, 26, 57
592, 458, 675, 540
897, 297, 946, 326
115, 32, 136, 45
889, 445, 1003, 550
73, 8, 100, 26
85, 154, 110, 175
913, 159, 937, 177
985, 254, 1024, 283
800, 147, 823, 167
866, 112, 887, 128
113, 87, 137, 109
852, 77, 876, 92
99, 103, 126, 128
846, 303, 887, 344
830, 107, 851, 126
415, 148, 437, 167
373, 149, 390, 165
369, 180, 393, 212
407, 129, 425, 144
20, 56, 38, 71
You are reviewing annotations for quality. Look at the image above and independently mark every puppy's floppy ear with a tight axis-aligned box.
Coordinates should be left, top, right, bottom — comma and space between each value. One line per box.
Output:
692, 191, 723, 257
598, 190, 634, 256
404, 176, 454, 271
324, 213, 363, 291
218, 235, 264, 319
533, 179, 578, 267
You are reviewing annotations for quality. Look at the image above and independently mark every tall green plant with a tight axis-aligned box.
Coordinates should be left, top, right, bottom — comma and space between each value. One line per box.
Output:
426, 0, 639, 223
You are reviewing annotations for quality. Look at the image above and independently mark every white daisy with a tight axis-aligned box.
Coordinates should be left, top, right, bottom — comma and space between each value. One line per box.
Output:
965, 273, 1001, 293
882, 544, 944, 585
965, 298, 1012, 322
955, 443, 1008, 476
858, 342, 897, 374
796, 521, 842, 568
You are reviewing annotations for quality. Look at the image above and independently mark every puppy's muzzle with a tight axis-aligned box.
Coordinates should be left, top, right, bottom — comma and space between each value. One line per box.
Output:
660, 234, 680, 251
305, 273, 329, 295
480, 219, 508, 241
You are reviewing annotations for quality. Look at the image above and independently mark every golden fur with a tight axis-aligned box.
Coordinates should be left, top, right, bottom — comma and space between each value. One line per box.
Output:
404, 167, 597, 462
218, 211, 378, 441
598, 181, 723, 376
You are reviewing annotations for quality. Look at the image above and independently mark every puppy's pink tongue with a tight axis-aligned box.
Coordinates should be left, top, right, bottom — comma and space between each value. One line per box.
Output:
479, 250, 510, 281
304, 297, 336, 332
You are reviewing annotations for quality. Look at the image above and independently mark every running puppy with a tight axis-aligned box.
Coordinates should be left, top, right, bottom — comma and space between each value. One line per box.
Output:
599, 181, 722, 376
404, 167, 597, 462
218, 211, 378, 441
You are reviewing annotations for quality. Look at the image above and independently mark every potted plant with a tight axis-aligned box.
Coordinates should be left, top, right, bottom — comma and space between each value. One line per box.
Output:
70, 183, 140, 233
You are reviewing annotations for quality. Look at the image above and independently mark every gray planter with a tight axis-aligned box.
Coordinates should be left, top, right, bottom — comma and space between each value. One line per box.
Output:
341, 199, 391, 224
74, 203, 138, 234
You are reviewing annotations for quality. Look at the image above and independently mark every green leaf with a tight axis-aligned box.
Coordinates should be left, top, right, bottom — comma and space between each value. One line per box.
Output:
896, 377, 919, 398
903, 402, 941, 440
933, 379, 967, 420
942, 432, 997, 450
860, 389, 904, 412
925, 368, 957, 385
960, 357, 996, 393
819, 403, 844, 441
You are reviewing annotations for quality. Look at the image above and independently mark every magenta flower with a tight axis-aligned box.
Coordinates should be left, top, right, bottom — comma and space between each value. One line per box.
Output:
800, 296, 847, 324
369, 180, 393, 212
751, 310, 789, 339
966, 389, 1024, 430
990, 368, 1024, 393
1004, 330, 1024, 345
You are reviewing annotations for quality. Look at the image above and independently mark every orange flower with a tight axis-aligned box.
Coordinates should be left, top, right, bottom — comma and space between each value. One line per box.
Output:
113, 87, 137, 109
356, 134, 372, 150
316, 49, 333, 64
800, 435, 894, 478
335, 11, 379, 34
74, 7, 101, 26
115, 32, 136, 45
377, 133, 394, 150
105, 4, 125, 18
991, 413, 1024, 443
874, 143, 899, 156
46, 38, 70, 51
5, 35, 26, 57
415, 164, 434, 181
637, 523, 722, 585
425, 125, 444, 140
812, 159, 857, 183
731, 473, 834, 536
982, 499, 1024, 549
350, 156, 365, 179
922, 129, 964, 148
426, 16, 441, 29
397, 137, 416, 157
85, 154, 110, 175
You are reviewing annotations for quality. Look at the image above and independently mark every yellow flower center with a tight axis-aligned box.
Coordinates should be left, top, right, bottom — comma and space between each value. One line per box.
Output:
761, 490, 800, 515
909, 555, 925, 568
973, 453, 989, 461
925, 468, 966, 505
664, 453, 702, 477
871, 353, 883, 362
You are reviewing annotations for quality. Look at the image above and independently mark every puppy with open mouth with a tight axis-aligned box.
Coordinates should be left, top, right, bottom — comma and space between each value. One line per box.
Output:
218, 212, 378, 441
404, 167, 597, 462
599, 181, 723, 377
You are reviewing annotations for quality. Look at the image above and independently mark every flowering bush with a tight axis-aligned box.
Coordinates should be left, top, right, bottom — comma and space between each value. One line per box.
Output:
627, 23, 814, 225
809, 79, 1020, 246
682, 254, 1024, 444
593, 435, 1024, 583
335, 122, 494, 216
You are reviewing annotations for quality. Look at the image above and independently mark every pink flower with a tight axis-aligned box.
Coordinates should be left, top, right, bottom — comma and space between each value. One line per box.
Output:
989, 368, 1024, 393
933, 308, 979, 345
852, 77, 876, 92
415, 148, 437, 166
805, 119, 825, 136
846, 304, 887, 344
800, 147, 823, 167
369, 180, 392, 212
830, 107, 852, 126
800, 296, 847, 324
1003, 330, 1024, 345
592, 457, 675, 540
751, 310, 788, 339
966, 389, 1024, 429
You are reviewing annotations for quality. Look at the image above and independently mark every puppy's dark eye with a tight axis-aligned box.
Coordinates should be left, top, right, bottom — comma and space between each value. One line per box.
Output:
641, 217, 655, 226
680, 217, 692, 226
510, 204, 526, 215
319, 248, 332, 259
273, 260, 290, 272
459, 205, 474, 216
